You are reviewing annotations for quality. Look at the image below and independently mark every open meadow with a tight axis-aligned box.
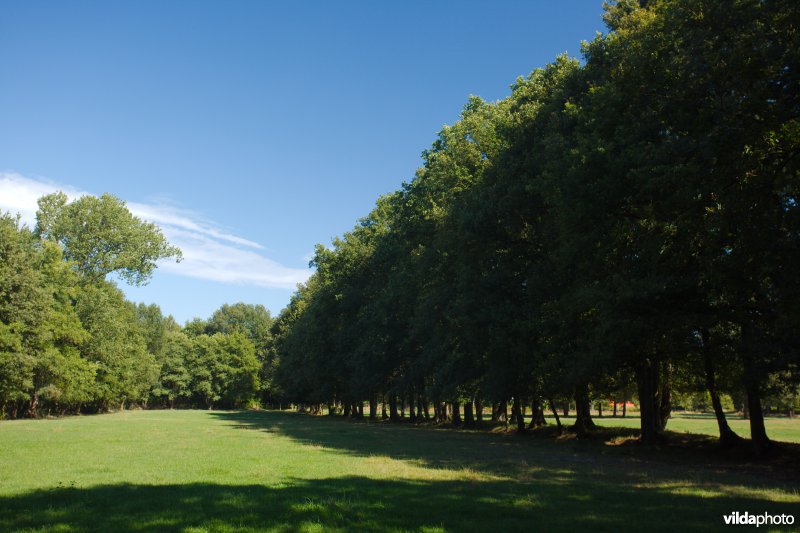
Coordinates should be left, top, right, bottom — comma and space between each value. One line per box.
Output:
1, 410, 798, 532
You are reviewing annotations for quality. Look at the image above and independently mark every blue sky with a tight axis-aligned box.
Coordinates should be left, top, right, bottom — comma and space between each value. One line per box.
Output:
0, 1, 606, 323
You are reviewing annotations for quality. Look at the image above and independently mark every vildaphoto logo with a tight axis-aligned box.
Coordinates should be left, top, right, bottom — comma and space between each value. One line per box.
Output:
723, 512, 795, 527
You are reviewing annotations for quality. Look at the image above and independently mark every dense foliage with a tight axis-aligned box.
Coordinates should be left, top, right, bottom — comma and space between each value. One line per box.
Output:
270, 0, 800, 454
0, 195, 269, 417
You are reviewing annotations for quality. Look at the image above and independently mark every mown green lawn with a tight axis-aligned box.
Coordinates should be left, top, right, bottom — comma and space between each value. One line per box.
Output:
1, 410, 798, 532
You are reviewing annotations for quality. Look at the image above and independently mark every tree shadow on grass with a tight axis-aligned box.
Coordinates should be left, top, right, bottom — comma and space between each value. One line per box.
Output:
211, 411, 800, 490
215, 410, 528, 475
0, 475, 795, 532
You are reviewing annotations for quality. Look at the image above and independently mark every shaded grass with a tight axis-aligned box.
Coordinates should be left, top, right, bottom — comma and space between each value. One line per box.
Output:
1, 477, 797, 533
1, 410, 798, 532
389, 408, 800, 443
583, 412, 800, 444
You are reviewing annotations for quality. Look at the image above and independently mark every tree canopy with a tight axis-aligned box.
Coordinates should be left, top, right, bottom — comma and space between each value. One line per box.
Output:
269, 0, 800, 454
1, 193, 267, 416
35, 192, 182, 285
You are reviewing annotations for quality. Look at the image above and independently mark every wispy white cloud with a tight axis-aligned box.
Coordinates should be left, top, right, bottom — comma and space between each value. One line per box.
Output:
126, 201, 264, 250
0, 172, 88, 224
157, 227, 307, 287
0, 172, 310, 289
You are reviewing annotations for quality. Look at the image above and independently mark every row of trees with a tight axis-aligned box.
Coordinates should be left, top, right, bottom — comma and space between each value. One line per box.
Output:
270, 0, 799, 455
0, 192, 272, 417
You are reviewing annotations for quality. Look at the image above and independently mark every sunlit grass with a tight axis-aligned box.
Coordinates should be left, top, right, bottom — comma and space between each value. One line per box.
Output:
0, 410, 798, 532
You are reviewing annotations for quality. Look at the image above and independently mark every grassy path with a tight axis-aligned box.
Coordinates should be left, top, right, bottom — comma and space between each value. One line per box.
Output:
1, 410, 798, 532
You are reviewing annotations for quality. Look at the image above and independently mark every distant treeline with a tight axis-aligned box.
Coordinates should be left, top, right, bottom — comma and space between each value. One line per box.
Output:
268, 0, 799, 455
0, 193, 272, 418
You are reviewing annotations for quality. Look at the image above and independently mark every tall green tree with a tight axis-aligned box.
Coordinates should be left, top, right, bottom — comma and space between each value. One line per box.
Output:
0, 215, 45, 416
35, 192, 182, 285
206, 303, 273, 402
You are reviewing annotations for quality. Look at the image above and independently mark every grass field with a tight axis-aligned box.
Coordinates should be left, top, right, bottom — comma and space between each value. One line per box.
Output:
1, 410, 799, 532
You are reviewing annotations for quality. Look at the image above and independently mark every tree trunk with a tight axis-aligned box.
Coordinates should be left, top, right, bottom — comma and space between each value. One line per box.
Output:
27, 391, 38, 418
636, 358, 663, 445
417, 395, 423, 420
512, 397, 525, 432
658, 362, 672, 431
389, 395, 399, 421
741, 323, 771, 455
452, 402, 462, 426
475, 399, 483, 425
597, 401, 603, 418
528, 399, 547, 429
745, 372, 771, 456
572, 384, 596, 436
531, 398, 547, 427
490, 401, 498, 422
612, 400, 618, 417
463, 401, 475, 427
526, 399, 536, 430
563, 401, 569, 417
701, 328, 742, 447
549, 399, 563, 436
369, 396, 377, 421
409, 393, 417, 422
496, 400, 508, 423
343, 402, 351, 418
